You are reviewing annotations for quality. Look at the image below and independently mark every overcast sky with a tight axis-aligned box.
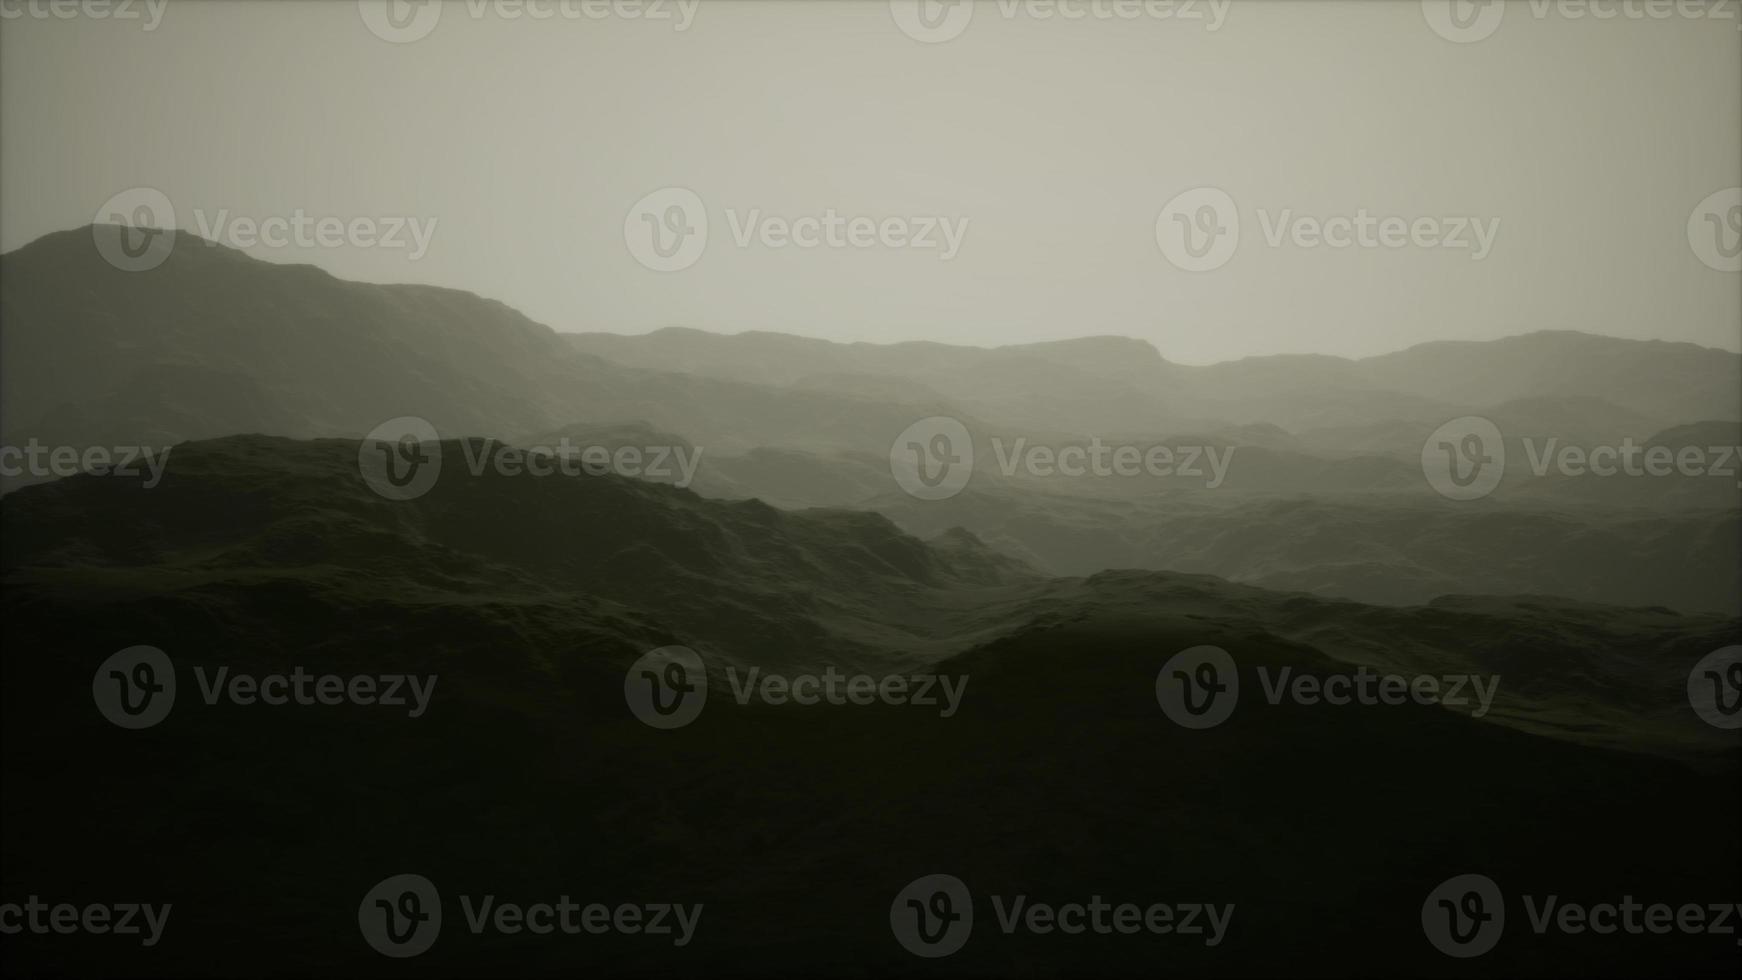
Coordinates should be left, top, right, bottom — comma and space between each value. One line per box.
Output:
3, 0, 1738, 364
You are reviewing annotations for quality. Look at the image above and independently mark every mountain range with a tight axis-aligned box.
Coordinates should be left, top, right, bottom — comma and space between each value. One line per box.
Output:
4, 227, 1738, 617
6, 227, 1739, 458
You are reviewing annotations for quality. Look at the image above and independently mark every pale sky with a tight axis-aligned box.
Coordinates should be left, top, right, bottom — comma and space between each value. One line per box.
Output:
3, 0, 1738, 364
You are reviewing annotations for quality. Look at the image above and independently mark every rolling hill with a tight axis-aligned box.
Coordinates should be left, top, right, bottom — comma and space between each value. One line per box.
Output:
2, 435, 1735, 977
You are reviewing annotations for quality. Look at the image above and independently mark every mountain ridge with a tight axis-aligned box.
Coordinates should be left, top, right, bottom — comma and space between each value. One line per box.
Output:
4, 432, 1734, 761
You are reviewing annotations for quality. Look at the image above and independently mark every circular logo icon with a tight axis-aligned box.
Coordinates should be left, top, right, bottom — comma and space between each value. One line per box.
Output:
359, 873, 442, 958
625, 187, 708, 272
890, 873, 973, 958
92, 646, 176, 730
890, 416, 974, 501
1688, 645, 1742, 730
1421, 416, 1505, 501
359, 417, 442, 501
1688, 187, 1742, 274
625, 646, 708, 729
1422, 873, 1504, 958
92, 188, 176, 273
358, 0, 443, 43
1420, 0, 1505, 43
1156, 645, 1239, 729
1156, 187, 1239, 272
889, 0, 974, 43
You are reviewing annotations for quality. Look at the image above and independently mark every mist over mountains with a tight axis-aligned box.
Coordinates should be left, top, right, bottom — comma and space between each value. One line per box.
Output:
0, 229, 957, 457
4, 3, 1738, 975
6, 228, 1739, 455
0, 224, 1737, 978
568, 324, 1741, 436
4, 227, 1737, 614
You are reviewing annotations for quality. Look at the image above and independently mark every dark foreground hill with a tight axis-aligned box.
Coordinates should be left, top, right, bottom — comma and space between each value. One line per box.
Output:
2, 437, 1736, 977
0, 435, 1036, 673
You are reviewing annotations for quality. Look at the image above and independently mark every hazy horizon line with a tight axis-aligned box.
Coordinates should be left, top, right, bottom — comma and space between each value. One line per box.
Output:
16, 222, 1742, 367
